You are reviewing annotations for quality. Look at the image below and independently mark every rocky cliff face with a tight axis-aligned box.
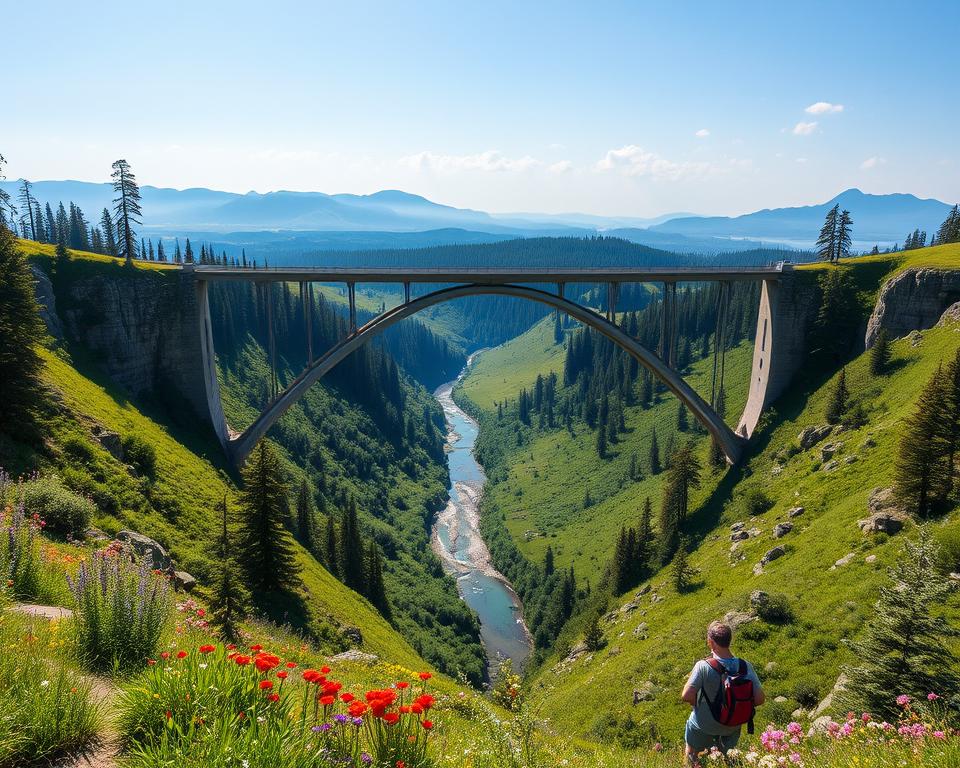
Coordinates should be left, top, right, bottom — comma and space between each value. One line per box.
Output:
865, 268, 960, 348
38, 266, 211, 428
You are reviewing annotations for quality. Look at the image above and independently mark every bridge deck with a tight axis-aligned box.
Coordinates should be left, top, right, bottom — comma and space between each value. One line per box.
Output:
190, 263, 788, 284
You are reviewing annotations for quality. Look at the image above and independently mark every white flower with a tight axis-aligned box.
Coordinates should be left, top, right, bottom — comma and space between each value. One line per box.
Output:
40, 680, 50, 687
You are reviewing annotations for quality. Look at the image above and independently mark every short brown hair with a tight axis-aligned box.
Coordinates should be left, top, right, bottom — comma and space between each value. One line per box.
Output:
707, 621, 732, 647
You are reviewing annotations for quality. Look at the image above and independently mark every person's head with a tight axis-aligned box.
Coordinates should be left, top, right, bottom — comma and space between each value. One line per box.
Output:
706, 621, 732, 653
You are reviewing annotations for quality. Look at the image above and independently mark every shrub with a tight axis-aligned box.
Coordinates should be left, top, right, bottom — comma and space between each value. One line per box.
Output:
19, 474, 95, 537
67, 545, 173, 673
756, 593, 795, 624
743, 488, 774, 517
492, 658, 524, 712
793, 678, 821, 709
122, 434, 157, 478
0, 494, 68, 604
62, 436, 95, 464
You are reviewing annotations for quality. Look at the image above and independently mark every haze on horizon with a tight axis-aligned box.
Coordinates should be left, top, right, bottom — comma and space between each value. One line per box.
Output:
3, 0, 958, 219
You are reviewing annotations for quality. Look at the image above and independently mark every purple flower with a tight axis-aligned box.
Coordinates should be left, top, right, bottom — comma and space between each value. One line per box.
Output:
361, 753, 372, 764
333, 713, 348, 724
352, 717, 363, 727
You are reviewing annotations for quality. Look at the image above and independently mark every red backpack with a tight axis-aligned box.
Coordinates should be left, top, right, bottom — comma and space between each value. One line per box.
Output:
704, 657, 755, 733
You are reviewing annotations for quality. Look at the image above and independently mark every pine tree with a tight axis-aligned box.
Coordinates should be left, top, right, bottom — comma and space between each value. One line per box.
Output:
100, 208, 118, 257
583, 611, 606, 652
209, 496, 251, 641
595, 418, 607, 458
17, 180, 38, 240
944, 348, 960, 497
836, 209, 853, 262
0, 227, 44, 431
0, 155, 14, 231
671, 537, 694, 593
649, 428, 661, 475
895, 365, 951, 518
543, 545, 554, 576
236, 441, 301, 593
869, 329, 891, 376
111, 159, 142, 264
554, 312, 563, 345
340, 497, 365, 592
840, 530, 958, 719
364, 541, 391, 619
936, 205, 960, 245
825, 367, 849, 424
628, 451, 638, 481
637, 496, 654, 572
677, 402, 689, 432
324, 513, 339, 576
295, 478, 314, 547
816, 204, 839, 262
658, 442, 702, 560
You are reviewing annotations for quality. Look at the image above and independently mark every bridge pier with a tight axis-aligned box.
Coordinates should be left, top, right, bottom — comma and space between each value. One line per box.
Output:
347, 282, 357, 333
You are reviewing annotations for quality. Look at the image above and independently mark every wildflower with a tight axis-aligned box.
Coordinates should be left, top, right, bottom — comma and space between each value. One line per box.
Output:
422, 719, 434, 730
352, 717, 363, 726
302, 669, 322, 683
334, 714, 348, 724
414, 693, 435, 710
254, 652, 281, 673
177, 650, 188, 659
418, 672, 432, 681
396, 761, 405, 768
259, 680, 273, 690
383, 712, 400, 725
234, 655, 252, 666
267, 693, 280, 703
161, 652, 170, 660
928, 692, 940, 701
320, 695, 335, 706
896, 694, 912, 707
286, 661, 297, 669
199, 644, 216, 654
250, 644, 263, 652
360, 754, 372, 764
321, 665, 330, 674
277, 671, 288, 680
933, 730, 946, 739
341, 692, 355, 703
147, 659, 156, 666
40, 680, 50, 688
397, 681, 410, 689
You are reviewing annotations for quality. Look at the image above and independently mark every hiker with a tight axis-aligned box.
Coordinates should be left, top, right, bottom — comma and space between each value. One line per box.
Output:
680, 621, 765, 766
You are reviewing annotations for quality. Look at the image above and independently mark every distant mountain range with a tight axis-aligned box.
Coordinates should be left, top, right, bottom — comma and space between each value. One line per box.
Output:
1, 180, 953, 252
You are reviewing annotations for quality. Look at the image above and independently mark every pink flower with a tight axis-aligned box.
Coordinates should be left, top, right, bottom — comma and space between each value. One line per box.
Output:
927, 692, 940, 701
896, 694, 912, 707
861, 712, 871, 722
933, 730, 946, 740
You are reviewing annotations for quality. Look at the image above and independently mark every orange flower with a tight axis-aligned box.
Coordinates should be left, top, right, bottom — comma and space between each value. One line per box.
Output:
259, 680, 273, 690
422, 720, 434, 730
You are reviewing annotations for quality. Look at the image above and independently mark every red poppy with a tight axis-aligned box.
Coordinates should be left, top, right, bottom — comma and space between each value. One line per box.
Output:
383, 712, 400, 725
285, 661, 297, 669
396, 761, 405, 768
397, 681, 409, 689
196, 608, 205, 617
302, 669, 321, 683
348, 701, 368, 717
177, 650, 188, 659
399, 705, 411, 714
321, 665, 331, 674
250, 644, 263, 652
319, 694, 335, 706
227, 644, 237, 650
277, 671, 288, 680
259, 680, 274, 690
410, 703, 423, 715
267, 693, 280, 702
254, 652, 281, 673
418, 672, 432, 681
199, 644, 216, 654
161, 652, 170, 660
147, 659, 156, 665
341, 693, 354, 703
322, 680, 343, 696
414, 694, 435, 711
234, 655, 252, 666
165, 711, 172, 720
422, 720, 433, 730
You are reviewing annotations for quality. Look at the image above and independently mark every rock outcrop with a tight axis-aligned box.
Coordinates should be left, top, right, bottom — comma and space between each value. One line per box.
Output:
117, 530, 173, 572
30, 264, 64, 341
866, 268, 960, 348
798, 425, 833, 451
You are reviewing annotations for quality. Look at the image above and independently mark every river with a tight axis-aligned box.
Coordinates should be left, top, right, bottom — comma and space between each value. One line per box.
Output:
431, 358, 533, 675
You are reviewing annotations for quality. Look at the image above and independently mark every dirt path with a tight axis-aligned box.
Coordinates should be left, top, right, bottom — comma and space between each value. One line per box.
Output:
9, 604, 120, 768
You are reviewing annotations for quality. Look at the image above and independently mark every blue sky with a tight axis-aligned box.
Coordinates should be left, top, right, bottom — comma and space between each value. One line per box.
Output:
3, 1, 957, 216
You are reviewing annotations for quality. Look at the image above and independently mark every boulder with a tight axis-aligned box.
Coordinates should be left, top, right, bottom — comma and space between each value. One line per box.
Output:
808, 715, 834, 736
329, 649, 378, 665
868, 487, 904, 516
773, 522, 793, 539
792, 708, 807, 720
752, 563, 765, 576
774, 695, 788, 703
787, 506, 805, 518
608, 646, 622, 657
810, 673, 848, 719
93, 426, 124, 460
822, 460, 839, 472
771, 464, 783, 477
820, 442, 843, 461
761, 546, 785, 565
861, 437, 877, 450
937, 301, 960, 327
833, 553, 856, 569
567, 642, 589, 661
864, 554, 877, 563
910, 330, 923, 347
765, 662, 777, 673
858, 511, 906, 535
722, 610, 757, 630
633, 622, 648, 639
730, 530, 749, 542
730, 521, 745, 532
748, 527, 762, 538
650, 592, 662, 604
620, 600, 641, 614
173, 571, 196, 592
117, 530, 172, 572
798, 425, 833, 451
636, 583, 651, 596
749, 590, 770, 612
633, 682, 657, 703
844, 455, 859, 465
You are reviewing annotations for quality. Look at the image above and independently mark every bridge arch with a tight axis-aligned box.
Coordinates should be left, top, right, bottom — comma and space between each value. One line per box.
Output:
220, 282, 746, 466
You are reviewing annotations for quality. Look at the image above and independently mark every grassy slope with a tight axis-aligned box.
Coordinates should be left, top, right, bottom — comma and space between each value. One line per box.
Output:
459, 245, 960, 744
9, 241, 430, 671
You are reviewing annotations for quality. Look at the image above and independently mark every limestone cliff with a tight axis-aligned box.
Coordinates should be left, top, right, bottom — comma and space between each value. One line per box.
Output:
865, 268, 960, 348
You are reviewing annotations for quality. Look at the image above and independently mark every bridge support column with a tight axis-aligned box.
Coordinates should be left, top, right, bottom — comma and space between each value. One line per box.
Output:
735, 276, 813, 438
195, 278, 230, 450
403, 282, 411, 305
347, 282, 357, 333
607, 282, 620, 322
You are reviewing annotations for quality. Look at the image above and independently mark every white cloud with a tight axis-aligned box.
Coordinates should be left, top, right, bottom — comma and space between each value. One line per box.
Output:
795, 157, 808, 164
792, 121, 818, 136
805, 101, 844, 115
860, 156, 887, 170
547, 160, 573, 174
594, 145, 714, 181
695, 128, 710, 138
398, 149, 541, 173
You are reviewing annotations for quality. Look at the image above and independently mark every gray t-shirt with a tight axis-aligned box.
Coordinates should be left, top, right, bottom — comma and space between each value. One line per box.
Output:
686, 655, 762, 735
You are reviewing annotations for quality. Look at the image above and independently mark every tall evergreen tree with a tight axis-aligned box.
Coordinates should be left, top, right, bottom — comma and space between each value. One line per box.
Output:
595, 416, 607, 458
0, 154, 15, 231
340, 497, 365, 592
840, 530, 958, 719
17, 180, 38, 240
935, 204, 960, 245
364, 541, 391, 619
649, 428, 661, 475
295, 478, 315, 547
111, 159, 142, 264
894, 366, 952, 518
236, 441, 301, 593
0, 226, 44, 432
670, 536, 694, 593
100, 208, 118, 257
825, 367, 849, 424
869, 329, 892, 376
658, 442, 702, 560
944, 348, 960, 497
543, 545, 554, 577
324, 513, 339, 576
836, 209, 853, 262
209, 496, 251, 641
816, 204, 839, 262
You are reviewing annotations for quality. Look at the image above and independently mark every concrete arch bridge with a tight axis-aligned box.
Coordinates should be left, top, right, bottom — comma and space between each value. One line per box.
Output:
182, 264, 808, 467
